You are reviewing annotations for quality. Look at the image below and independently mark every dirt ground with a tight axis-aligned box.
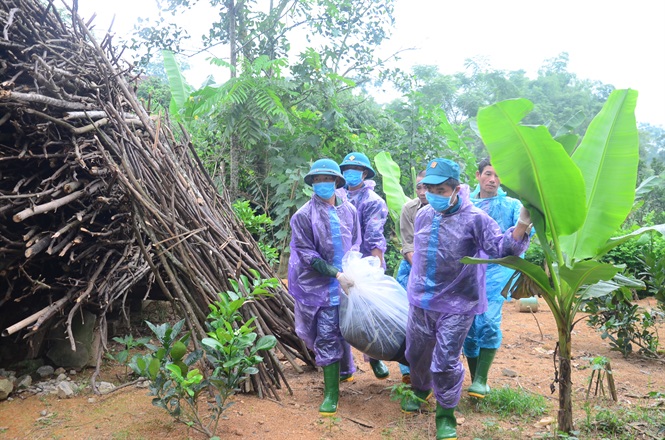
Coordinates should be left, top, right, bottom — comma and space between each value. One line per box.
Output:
1, 297, 664, 440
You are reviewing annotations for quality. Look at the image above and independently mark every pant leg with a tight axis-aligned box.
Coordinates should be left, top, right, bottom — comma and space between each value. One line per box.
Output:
463, 314, 481, 358
432, 313, 475, 408
340, 341, 357, 376
477, 300, 504, 350
405, 305, 436, 392
294, 301, 344, 367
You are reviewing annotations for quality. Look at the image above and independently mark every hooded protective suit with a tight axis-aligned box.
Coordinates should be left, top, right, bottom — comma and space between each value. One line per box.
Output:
462, 186, 523, 358
405, 185, 530, 408
469, 186, 522, 302
288, 193, 361, 371
339, 180, 388, 265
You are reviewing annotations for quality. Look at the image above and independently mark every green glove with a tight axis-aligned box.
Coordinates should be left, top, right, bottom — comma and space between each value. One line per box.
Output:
311, 258, 339, 278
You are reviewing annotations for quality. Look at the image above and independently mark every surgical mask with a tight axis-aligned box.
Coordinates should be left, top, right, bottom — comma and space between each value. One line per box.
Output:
343, 169, 364, 188
426, 190, 457, 212
313, 182, 336, 200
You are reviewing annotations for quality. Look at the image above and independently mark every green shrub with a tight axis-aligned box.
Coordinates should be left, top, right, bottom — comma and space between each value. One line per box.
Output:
233, 199, 279, 267
584, 288, 660, 358
130, 270, 278, 438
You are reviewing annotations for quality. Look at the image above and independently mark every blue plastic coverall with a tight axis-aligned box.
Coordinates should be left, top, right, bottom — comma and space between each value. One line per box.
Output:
288, 193, 361, 376
339, 180, 388, 267
405, 185, 530, 409
463, 186, 523, 358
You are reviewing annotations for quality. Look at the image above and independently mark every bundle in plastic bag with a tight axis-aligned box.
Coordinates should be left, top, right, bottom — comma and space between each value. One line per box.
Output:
339, 251, 409, 364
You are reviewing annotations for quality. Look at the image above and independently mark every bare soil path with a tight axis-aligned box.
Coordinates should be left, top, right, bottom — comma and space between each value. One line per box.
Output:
1, 297, 664, 439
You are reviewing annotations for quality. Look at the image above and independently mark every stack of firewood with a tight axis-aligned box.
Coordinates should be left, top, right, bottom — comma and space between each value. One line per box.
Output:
0, 0, 313, 397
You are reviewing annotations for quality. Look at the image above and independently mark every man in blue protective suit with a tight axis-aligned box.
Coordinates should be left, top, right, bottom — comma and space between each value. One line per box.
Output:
288, 158, 362, 417
338, 152, 391, 381
395, 169, 428, 383
402, 158, 531, 440
464, 158, 524, 399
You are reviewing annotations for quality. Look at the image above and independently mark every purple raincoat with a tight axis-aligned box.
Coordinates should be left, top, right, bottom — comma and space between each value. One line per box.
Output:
405, 184, 530, 408
341, 180, 388, 261
288, 195, 361, 307
407, 185, 529, 315
288, 193, 361, 371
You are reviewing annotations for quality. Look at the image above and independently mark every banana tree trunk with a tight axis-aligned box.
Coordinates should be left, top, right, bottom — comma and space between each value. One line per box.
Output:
557, 326, 574, 432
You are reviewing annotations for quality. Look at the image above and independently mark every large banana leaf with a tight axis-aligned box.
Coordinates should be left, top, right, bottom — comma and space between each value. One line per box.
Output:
477, 99, 587, 242
596, 224, 665, 257
560, 89, 639, 260
162, 50, 193, 117
558, 261, 622, 297
374, 151, 410, 241
461, 256, 554, 298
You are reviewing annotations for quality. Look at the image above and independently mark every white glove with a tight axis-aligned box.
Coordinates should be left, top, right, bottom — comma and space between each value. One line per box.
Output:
518, 206, 532, 227
336, 272, 354, 294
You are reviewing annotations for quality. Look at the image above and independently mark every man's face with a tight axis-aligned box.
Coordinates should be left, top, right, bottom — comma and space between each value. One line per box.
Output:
312, 174, 337, 185
425, 183, 457, 197
476, 165, 500, 197
416, 176, 428, 205
342, 165, 368, 177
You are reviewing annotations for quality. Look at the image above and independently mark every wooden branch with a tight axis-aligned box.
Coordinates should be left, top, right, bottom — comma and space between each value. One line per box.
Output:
13, 180, 102, 222
0, 90, 94, 110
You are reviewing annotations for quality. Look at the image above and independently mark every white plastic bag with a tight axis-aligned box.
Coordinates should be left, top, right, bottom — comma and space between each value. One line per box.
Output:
339, 251, 409, 363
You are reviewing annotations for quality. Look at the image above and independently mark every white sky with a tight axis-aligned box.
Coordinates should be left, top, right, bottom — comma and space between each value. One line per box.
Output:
74, 0, 665, 127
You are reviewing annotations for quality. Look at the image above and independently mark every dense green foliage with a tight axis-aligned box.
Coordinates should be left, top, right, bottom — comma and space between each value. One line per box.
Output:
130, 271, 278, 438
130, 0, 665, 290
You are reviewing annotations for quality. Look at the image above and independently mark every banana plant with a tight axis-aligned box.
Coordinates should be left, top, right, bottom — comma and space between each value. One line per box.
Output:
463, 89, 665, 433
374, 151, 410, 242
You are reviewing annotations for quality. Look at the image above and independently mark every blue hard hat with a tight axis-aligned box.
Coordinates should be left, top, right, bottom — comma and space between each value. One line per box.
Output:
304, 158, 346, 188
420, 158, 461, 185
339, 152, 376, 179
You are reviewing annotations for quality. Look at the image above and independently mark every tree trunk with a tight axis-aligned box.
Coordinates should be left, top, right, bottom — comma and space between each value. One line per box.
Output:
227, 0, 239, 199
557, 327, 574, 432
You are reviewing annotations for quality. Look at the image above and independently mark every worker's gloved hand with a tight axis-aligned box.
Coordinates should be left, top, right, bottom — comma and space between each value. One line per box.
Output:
336, 272, 354, 294
518, 206, 532, 227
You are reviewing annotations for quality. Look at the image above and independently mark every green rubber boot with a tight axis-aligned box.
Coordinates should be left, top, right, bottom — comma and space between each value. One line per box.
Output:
369, 359, 389, 379
400, 388, 433, 413
466, 356, 478, 382
467, 348, 497, 399
435, 404, 457, 439
319, 362, 340, 416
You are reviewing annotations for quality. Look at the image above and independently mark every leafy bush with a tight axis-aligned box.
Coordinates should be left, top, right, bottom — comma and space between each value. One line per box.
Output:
524, 239, 545, 267
584, 288, 660, 358
130, 270, 278, 438
232, 199, 279, 267
106, 334, 151, 379
602, 231, 665, 279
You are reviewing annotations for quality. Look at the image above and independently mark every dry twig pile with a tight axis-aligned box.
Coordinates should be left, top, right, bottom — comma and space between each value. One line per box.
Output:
0, 0, 313, 397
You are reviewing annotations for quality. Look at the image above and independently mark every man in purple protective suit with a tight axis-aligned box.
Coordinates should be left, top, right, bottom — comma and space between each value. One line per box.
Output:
288, 158, 362, 417
338, 152, 391, 381
402, 158, 532, 440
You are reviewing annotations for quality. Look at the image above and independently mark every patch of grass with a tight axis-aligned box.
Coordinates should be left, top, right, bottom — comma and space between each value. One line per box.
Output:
580, 403, 665, 439
476, 386, 548, 418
